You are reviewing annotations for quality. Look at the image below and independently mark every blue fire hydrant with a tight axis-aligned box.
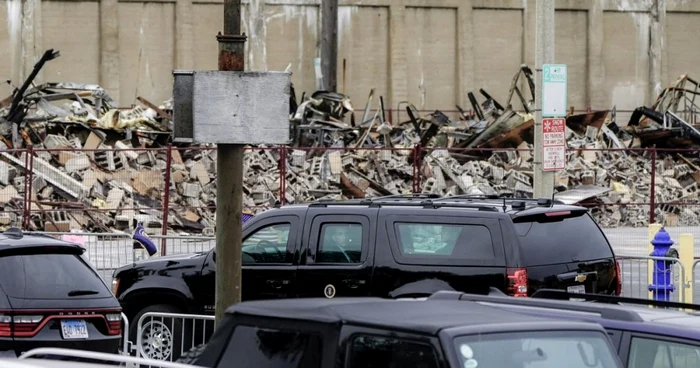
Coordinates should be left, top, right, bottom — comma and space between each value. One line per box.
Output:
648, 228, 676, 301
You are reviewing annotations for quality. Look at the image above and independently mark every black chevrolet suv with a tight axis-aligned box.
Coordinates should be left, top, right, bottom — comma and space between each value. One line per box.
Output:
0, 228, 123, 358
113, 194, 621, 360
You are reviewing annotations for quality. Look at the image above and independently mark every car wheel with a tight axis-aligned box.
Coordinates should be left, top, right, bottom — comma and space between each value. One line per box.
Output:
175, 344, 207, 365
130, 304, 185, 362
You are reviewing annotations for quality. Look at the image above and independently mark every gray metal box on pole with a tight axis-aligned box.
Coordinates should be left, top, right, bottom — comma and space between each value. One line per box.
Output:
173, 71, 291, 145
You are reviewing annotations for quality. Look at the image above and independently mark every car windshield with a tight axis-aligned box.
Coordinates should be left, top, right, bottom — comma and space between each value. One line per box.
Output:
453, 330, 621, 368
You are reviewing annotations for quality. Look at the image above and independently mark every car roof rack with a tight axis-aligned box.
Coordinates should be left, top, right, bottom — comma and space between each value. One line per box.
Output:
439, 195, 566, 205
308, 198, 500, 211
531, 289, 700, 312
428, 290, 645, 322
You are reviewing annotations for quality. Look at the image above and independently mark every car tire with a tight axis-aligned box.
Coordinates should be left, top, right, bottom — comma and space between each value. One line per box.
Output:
175, 344, 207, 365
130, 304, 186, 362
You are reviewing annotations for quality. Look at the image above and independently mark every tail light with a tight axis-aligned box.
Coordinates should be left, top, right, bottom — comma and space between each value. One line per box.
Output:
0, 310, 121, 337
105, 313, 122, 335
0, 315, 10, 337
507, 267, 528, 297
615, 261, 622, 296
0, 313, 43, 337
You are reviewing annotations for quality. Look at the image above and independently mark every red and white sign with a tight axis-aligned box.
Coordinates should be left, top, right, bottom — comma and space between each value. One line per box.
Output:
542, 118, 566, 171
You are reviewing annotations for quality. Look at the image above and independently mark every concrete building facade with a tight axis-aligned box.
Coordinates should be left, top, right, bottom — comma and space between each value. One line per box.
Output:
1, 0, 699, 121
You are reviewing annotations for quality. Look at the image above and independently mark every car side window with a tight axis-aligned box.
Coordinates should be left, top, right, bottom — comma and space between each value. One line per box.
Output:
395, 222, 494, 259
218, 325, 322, 368
317, 223, 363, 264
347, 334, 440, 368
242, 223, 291, 264
628, 337, 700, 368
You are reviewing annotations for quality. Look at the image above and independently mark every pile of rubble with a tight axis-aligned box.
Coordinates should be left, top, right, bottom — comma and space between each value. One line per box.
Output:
275, 68, 700, 228
4, 49, 700, 232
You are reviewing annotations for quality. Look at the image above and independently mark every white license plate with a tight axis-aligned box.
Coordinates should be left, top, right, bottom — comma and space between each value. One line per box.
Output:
60, 320, 88, 339
567, 285, 586, 294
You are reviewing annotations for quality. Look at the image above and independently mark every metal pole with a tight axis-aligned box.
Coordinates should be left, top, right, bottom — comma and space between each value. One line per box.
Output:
533, 0, 555, 199
215, 0, 246, 325
161, 144, 173, 256
320, 0, 338, 92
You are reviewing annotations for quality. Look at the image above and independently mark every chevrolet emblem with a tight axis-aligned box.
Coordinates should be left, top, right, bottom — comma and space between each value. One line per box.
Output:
575, 274, 587, 283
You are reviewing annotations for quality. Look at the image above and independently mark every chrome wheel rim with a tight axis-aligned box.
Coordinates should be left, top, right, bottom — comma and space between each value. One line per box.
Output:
140, 320, 173, 360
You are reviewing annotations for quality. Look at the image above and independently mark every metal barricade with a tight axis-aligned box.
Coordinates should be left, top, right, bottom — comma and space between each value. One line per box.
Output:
616, 254, 688, 303
19, 347, 204, 368
136, 312, 216, 362
121, 312, 133, 356
150, 235, 216, 255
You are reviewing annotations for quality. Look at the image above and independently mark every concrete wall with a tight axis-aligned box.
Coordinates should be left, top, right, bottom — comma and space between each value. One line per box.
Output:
2, 0, 699, 122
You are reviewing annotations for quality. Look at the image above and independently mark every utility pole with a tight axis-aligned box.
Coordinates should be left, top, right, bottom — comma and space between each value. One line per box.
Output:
321, 0, 338, 91
215, 0, 246, 325
533, 0, 555, 199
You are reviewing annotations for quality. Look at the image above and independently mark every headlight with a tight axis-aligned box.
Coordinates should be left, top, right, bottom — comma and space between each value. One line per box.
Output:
111, 278, 120, 296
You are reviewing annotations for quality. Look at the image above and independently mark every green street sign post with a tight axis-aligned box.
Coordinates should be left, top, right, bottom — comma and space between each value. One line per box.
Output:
542, 64, 567, 117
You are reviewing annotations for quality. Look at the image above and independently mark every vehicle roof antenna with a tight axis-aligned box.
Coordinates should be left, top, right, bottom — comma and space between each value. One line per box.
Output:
550, 188, 556, 208
502, 197, 507, 212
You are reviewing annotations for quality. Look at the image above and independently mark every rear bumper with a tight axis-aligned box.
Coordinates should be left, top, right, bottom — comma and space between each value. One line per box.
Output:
14, 336, 121, 357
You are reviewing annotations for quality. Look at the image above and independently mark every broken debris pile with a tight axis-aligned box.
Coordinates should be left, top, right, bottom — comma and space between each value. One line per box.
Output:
4, 50, 700, 232
280, 70, 700, 228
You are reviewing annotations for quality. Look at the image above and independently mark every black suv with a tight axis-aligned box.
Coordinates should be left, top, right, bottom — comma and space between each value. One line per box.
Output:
0, 228, 123, 358
181, 296, 623, 367
113, 194, 620, 359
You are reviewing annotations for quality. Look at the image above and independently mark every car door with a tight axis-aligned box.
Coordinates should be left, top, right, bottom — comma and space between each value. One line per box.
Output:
200, 214, 302, 304
295, 209, 376, 299
620, 332, 700, 368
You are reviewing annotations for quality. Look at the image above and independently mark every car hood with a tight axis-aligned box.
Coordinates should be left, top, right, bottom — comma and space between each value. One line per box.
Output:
115, 251, 208, 274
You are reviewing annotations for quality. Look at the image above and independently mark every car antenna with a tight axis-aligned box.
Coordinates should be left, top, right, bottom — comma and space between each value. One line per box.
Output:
550, 189, 556, 208
502, 197, 507, 212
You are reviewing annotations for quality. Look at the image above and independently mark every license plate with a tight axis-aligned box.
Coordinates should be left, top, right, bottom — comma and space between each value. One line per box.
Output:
567, 285, 586, 294
60, 320, 88, 339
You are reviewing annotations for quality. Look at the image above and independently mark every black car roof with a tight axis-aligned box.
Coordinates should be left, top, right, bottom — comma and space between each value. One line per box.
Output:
264, 194, 587, 217
0, 228, 84, 253
225, 297, 605, 335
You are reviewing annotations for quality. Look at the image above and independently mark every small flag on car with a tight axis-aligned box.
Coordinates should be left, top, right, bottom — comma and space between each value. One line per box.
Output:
242, 212, 254, 223
133, 222, 158, 256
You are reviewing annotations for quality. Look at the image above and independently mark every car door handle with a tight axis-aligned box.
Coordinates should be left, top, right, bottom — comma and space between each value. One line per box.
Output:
267, 280, 288, 289
342, 279, 365, 289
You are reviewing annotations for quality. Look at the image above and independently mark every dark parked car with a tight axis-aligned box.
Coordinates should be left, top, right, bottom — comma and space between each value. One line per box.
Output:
184, 296, 624, 368
0, 228, 123, 358
112, 194, 620, 360
432, 289, 700, 368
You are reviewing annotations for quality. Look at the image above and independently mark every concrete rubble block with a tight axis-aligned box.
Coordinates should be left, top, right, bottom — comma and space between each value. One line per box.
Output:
0, 186, 19, 204
65, 154, 91, 173
190, 162, 210, 185
182, 182, 201, 198
327, 152, 342, 175
291, 150, 306, 167
44, 211, 70, 232
0, 161, 14, 186
44, 135, 73, 150
105, 188, 125, 211
57, 151, 80, 166
115, 141, 139, 160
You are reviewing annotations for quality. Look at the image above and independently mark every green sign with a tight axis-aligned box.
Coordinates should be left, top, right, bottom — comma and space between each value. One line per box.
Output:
542, 64, 567, 117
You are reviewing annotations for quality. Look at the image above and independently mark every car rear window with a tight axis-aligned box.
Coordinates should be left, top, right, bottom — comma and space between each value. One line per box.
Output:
454, 330, 621, 368
514, 213, 614, 266
395, 223, 494, 259
0, 253, 112, 299
218, 325, 322, 368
